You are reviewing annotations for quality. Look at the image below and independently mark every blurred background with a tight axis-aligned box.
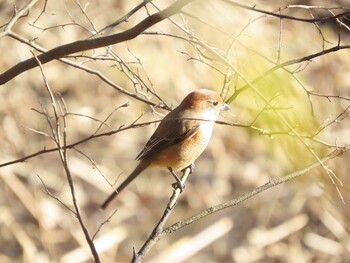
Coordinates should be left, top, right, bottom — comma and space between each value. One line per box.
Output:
0, 0, 349, 262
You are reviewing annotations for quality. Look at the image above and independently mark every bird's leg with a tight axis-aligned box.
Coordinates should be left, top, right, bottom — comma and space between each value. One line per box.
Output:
168, 167, 185, 192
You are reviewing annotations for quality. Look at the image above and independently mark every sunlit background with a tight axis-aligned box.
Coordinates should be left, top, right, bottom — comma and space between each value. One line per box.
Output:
0, 0, 349, 262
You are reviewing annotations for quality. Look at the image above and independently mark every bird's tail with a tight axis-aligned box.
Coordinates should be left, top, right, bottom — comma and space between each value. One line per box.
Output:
101, 163, 146, 209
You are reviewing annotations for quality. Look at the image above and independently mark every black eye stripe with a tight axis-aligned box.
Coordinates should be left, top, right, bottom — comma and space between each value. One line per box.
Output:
206, 100, 219, 106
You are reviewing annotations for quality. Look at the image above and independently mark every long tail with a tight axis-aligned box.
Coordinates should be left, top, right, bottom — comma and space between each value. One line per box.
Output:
101, 163, 146, 209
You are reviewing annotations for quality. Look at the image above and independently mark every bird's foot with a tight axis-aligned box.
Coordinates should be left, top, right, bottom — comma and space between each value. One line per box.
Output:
169, 167, 185, 192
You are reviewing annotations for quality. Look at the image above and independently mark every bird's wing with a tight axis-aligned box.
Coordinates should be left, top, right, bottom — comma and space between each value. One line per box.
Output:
135, 121, 199, 161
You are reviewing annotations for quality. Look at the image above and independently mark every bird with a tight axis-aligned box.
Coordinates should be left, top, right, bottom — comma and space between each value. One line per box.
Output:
101, 89, 229, 209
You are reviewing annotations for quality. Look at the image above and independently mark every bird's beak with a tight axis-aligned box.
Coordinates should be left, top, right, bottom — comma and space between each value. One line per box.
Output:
220, 103, 230, 111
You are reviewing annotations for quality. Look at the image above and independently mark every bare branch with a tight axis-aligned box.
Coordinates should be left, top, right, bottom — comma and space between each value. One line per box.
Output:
93, 0, 154, 36
158, 146, 348, 239
221, 1, 350, 23
0, 0, 40, 36
0, 119, 162, 168
0, 0, 194, 85
227, 44, 350, 103
37, 174, 76, 214
133, 167, 192, 262
34, 55, 101, 263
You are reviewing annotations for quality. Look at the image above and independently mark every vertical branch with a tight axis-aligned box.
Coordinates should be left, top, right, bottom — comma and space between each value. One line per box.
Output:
277, 8, 283, 64
33, 55, 101, 263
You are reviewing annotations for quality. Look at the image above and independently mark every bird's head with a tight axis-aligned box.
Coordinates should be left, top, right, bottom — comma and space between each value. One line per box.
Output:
180, 89, 230, 121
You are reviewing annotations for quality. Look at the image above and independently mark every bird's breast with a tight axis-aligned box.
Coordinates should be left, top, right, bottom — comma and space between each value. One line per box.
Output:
149, 121, 214, 171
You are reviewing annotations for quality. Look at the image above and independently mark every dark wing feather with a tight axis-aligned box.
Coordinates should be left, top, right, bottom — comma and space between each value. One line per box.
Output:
136, 124, 199, 161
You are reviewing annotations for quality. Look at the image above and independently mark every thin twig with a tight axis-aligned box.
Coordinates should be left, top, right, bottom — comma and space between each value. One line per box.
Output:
158, 146, 348, 239
0, 0, 194, 84
221, 1, 350, 23
33, 54, 101, 263
91, 0, 154, 37
1, 0, 39, 37
37, 174, 76, 214
6, 31, 161, 106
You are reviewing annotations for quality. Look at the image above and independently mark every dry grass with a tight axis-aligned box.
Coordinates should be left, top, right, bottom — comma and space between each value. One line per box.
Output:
0, 0, 350, 262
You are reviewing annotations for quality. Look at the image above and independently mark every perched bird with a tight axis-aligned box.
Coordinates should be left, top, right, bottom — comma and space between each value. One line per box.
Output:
101, 89, 229, 209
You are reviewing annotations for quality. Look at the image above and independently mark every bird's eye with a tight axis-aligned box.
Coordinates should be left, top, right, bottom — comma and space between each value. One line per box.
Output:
212, 100, 219, 106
